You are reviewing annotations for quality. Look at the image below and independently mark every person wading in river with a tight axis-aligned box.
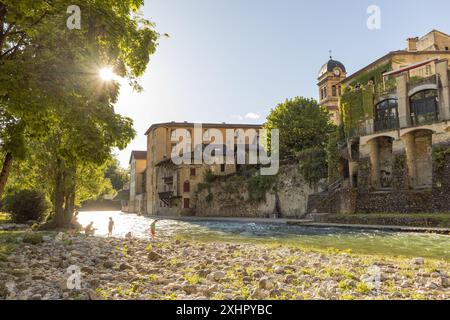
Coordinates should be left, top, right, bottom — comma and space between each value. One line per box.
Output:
108, 217, 115, 237
150, 220, 159, 240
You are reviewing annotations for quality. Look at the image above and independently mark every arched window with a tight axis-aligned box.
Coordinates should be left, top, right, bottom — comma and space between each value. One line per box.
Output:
410, 90, 438, 126
183, 181, 190, 193
374, 99, 399, 132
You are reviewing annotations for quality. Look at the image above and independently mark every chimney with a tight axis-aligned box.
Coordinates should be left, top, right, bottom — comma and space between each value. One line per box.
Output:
407, 37, 419, 51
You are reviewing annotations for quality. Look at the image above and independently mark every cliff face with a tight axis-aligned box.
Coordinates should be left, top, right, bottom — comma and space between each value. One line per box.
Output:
195, 163, 319, 218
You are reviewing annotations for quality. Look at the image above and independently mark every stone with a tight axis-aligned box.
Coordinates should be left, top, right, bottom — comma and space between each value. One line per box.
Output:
30, 294, 42, 300
119, 263, 132, 271
103, 261, 115, 269
148, 251, 162, 261
258, 277, 275, 290
81, 266, 94, 275
251, 288, 268, 299
411, 257, 425, 266
211, 271, 226, 281
182, 285, 197, 294
273, 266, 285, 274
284, 274, 297, 284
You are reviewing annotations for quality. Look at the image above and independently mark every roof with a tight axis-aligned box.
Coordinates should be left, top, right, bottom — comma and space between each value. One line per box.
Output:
129, 150, 147, 164
341, 50, 450, 85
318, 59, 346, 78
145, 122, 263, 135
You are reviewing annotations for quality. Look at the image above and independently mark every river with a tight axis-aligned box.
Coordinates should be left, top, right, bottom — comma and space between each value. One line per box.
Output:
77, 211, 450, 260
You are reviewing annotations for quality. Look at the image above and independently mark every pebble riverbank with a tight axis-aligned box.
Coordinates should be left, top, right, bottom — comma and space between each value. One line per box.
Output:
0, 232, 449, 300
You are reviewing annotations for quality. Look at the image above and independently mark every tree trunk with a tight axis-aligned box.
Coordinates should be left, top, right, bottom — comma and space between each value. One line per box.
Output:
0, 152, 13, 199
53, 167, 66, 228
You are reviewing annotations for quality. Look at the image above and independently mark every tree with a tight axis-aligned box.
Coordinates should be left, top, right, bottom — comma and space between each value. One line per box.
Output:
104, 156, 130, 192
0, 0, 159, 227
265, 97, 334, 159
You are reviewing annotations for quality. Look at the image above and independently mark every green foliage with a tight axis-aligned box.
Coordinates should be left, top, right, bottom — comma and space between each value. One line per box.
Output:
0, 1, 160, 226
2, 190, 50, 223
325, 128, 344, 182
432, 146, 450, 170
339, 86, 374, 137
296, 147, 328, 186
22, 233, 44, 245
248, 174, 276, 203
104, 156, 130, 191
265, 97, 334, 159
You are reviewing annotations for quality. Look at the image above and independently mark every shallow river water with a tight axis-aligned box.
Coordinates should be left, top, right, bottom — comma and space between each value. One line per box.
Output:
78, 211, 450, 260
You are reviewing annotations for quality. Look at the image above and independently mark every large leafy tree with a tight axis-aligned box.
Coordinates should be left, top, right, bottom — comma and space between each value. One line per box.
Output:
0, 0, 159, 227
265, 97, 334, 159
265, 97, 335, 185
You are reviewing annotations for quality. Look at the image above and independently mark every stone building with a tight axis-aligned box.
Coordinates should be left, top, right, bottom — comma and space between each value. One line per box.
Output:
310, 30, 450, 214
128, 150, 147, 214
144, 122, 262, 216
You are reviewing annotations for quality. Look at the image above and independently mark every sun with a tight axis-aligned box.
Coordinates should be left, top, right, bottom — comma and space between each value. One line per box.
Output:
99, 67, 115, 81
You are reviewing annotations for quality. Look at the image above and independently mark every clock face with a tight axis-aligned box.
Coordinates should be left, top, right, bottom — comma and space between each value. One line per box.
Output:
334, 69, 341, 76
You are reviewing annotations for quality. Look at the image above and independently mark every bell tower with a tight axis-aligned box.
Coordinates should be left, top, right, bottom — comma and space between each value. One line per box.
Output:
317, 53, 347, 124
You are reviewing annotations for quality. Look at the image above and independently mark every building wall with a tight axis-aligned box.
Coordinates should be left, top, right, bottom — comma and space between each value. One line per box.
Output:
146, 123, 262, 215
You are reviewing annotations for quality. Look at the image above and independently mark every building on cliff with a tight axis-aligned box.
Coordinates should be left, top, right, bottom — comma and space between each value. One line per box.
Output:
310, 30, 450, 214
127, 122, 263, 216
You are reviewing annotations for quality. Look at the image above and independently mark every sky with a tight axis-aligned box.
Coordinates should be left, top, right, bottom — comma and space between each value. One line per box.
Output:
113, 0, 450, 167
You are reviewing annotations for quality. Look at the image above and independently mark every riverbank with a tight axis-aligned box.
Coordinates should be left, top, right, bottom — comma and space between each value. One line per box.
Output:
0, 231, 449, 300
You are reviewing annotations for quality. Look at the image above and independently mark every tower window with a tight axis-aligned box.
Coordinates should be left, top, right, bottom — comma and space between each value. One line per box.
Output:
332, 85, 337, 97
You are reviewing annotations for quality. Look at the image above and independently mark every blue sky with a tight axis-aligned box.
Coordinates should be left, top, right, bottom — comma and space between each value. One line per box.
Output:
114, 0, 450, 167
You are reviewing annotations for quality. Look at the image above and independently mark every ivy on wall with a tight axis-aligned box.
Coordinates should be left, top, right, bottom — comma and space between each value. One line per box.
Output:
339, 60, 394, 137
339, 86, 374, 137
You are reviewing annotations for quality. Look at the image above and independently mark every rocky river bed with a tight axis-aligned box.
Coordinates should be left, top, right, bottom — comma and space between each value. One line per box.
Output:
0, 232, 449, 300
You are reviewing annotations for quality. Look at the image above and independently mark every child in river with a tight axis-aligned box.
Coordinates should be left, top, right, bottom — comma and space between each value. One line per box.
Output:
84, 222, 96, 236
150, 220, 159, 240
108, 217, 114, 237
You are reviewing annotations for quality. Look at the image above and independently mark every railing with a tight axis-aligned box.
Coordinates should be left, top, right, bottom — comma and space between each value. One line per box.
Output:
409, 112, 439, 127
374, 117, 399, 133
158, 191, 174, 200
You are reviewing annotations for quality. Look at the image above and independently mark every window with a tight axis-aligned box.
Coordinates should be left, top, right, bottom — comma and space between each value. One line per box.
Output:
220, 164, 226, 172
183, 181, 190, 193
374, 99, 399, 132
323, 87, 327, 98
183, 198, 190, 209
190, 168, 196, 177
338, 86, 342, 96
204, 129, 210, 139
446, 47, 449, 51
410, 90, 439, 126
332, 85, 337, 97
170, 129, 177, 139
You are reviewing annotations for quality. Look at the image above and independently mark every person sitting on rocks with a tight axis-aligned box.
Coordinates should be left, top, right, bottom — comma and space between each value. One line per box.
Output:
84, 222, 96, 236
69, 211, 82, 234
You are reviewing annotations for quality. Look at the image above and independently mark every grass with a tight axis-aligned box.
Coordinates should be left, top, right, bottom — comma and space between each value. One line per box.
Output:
0, 231, 26, 261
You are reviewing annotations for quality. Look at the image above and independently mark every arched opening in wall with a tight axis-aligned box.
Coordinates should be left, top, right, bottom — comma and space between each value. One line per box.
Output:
368, 136, 394, 190
410, 90, 439, 126
403, 129, 433, 189
374, 99, 399, 132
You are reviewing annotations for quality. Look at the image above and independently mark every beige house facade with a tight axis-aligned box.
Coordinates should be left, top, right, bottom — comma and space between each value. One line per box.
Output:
144, 122, 263, 216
